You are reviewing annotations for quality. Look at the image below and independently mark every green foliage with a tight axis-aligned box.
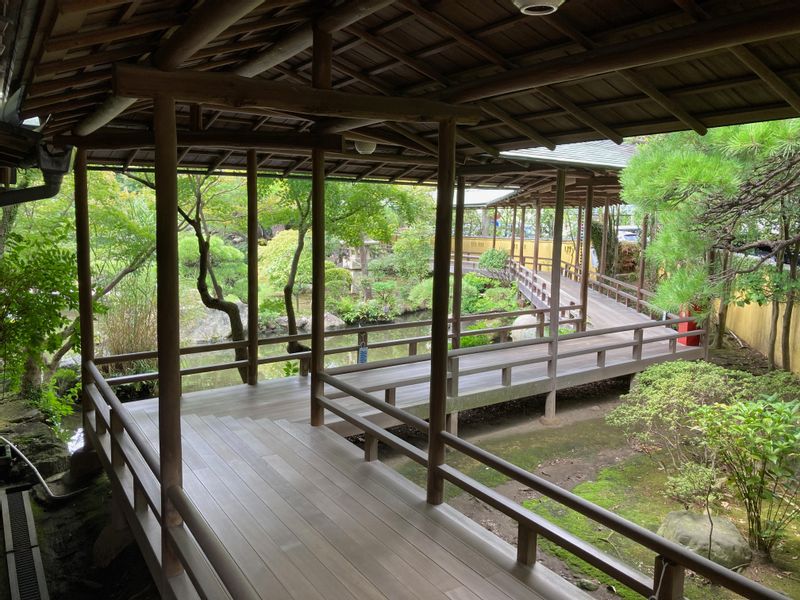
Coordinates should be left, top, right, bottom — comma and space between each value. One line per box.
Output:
462, 272, 497, 293
29, 377, 77, 429
693, 397, 800, 555
336, 298, 398, 325
371, 280, 397, 304
457, 322, 492, 349
607, 361, 761, 472
282, 361, 300, 377
589, 219, 618, 275
392, 227, 433, 280
0, 231, 78, 391
665, 462, 719, 509
258, 295, 286, 322
261, 229, 312, 293
470, 284, 518, 313
478, 247, 509, 271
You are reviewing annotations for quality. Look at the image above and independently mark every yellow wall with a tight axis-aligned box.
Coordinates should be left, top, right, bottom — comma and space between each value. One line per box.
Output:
457, 237, 582, 267
726, 301, 800, 374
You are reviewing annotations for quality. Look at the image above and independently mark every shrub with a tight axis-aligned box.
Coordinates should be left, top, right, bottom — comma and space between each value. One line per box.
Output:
407, 277, 479, 314
259, 295, 285, 322
393, 229, 433, 280
472, 285, 519, 313
372, 280, 397, 305
694, 397, 800, 556
463, 272, 497, 293
369, 254, 398, 277
339, 298, 398, 325
478, 248, 512, 284
606, 361, 755, 472
665, 462, 719, 509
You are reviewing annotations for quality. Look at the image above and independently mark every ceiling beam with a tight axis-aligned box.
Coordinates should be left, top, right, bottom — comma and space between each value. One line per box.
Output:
478, 102, 555, 150
153, 0, 264, 71
545, 12, 707, 136
234, 0, 395, 77
536, 87, 623, 144
56, 128, 345, 151
113, 64, 482, 123
442, 3, 800, 103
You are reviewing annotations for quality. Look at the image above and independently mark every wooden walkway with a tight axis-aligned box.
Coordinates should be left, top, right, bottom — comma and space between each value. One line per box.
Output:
130, 411, 590, 600
128, 278, 704, 435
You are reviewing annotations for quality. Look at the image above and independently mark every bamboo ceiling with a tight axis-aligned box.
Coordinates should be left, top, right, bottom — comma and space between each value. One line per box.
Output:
12, 0, 800, 193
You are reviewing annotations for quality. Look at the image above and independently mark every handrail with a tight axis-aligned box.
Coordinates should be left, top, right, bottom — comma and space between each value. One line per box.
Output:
319, 372, 429, 433
168, 486, 261, 600
86, 360, 161, 478
440, 431, 787, 600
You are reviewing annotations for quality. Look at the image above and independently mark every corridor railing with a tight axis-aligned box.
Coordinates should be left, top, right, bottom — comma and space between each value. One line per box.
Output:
83, 360, 259, 600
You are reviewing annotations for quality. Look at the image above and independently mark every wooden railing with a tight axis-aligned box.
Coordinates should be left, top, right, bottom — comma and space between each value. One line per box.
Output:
309, 318, 784, 600
83, 360, 259, 600
94, 305, 582, 388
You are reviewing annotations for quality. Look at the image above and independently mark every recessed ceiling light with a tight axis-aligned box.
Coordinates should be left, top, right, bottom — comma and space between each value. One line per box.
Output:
512, 0, 565, 16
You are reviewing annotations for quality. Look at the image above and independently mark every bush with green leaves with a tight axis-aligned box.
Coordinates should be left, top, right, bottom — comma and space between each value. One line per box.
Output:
337, 298, 398, 325
607, 361, 760, 472
471, 284, 519, 313
407, 276, 480, 314
463, 272, 497, 293
392, 228, 433, 280
694, 397, 800, 556
478, 248, 512, 284
664, 462, 719, 510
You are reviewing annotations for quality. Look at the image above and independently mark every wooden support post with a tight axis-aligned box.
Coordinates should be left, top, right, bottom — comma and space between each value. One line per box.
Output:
599, 197, 610, 276
491, 207, 499, 248
74, 149, 94, 450
246, 149, 259, 385
310, 25, 331, 426
154, 93, 183, 578
427, 118, 456, 506
364, 434, 378, 462
384, 388, 396, 406
653, 556, 685, 600
445, 412, 459, 436
451, 176, 466, 349
633, 327, 644, 360
637, 214, 649, 312
533, 199, 541, 271
579, 184, 593, 332
519, 206, 526, 264
544, 170, 566, 424
517, 524, 537, 566
575, 205, 583, 271
510, 204, 517, 259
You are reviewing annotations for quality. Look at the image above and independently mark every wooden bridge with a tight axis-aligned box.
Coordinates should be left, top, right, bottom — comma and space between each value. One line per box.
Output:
112, 257, 703, 437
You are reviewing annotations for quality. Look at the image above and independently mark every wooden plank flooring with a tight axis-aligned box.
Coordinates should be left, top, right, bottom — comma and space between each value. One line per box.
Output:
127, 281, 703, 434
130, 411, 590, 600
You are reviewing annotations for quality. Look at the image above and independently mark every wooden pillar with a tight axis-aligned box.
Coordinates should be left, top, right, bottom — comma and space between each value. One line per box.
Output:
544, 170, 566, 424
246, 149, 259, 385
575, 205, 583, 272
599, 197, 610, 276
74, 149, 94, 449
154, 93, 182, 577
451, 176, 466, 350
637, 214, 649, 312
533, 199, 541, 271
310, 24, 331, 426
491, 208, 499, 248
509, 204, 517, 259
427, 118, 456, 506
518, 206, 526, 264
579, 185, 593, 332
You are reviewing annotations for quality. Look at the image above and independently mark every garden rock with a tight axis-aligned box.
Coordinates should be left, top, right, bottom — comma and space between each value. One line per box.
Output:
186, 302, 248, 342
510, 315, 541, 341
657, 510, 752, 569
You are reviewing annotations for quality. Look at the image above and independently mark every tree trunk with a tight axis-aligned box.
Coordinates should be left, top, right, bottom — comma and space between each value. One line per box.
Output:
715, 250, 731, 349
360, 242, 371, 299
0, 206, 17, 257
188, 215, 248, 383
781, 241, 799, 371
284, 224, 310, 354
768, 218, 788, 370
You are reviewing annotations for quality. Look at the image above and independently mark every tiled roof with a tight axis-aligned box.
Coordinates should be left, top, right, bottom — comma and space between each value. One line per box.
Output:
502, 141, 637, 170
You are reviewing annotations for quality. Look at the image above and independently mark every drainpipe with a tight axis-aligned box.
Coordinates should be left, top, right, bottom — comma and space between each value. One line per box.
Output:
0, 145, 72, 207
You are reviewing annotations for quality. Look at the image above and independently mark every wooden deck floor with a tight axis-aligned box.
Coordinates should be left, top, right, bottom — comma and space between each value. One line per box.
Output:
128, 281, 703, 434
132, 412, 590, 600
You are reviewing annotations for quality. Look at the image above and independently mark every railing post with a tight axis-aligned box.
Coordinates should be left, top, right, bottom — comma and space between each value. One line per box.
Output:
384, 388, 396, 406
452, 176, 466, 350
109, 409, 127, 532
447, 356, 459, 398
633, 327, 644, 360
501, 365, 512, 387
537, 313, 545, 338
669, 337, 677, 354
364, 434, 378, 462
653, 556, 684, 600
544, 170, 566, 424
597, 350, 606, 368
409, 340, 418, 356
517, 524, 537, 566
579, 183, 592, 332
